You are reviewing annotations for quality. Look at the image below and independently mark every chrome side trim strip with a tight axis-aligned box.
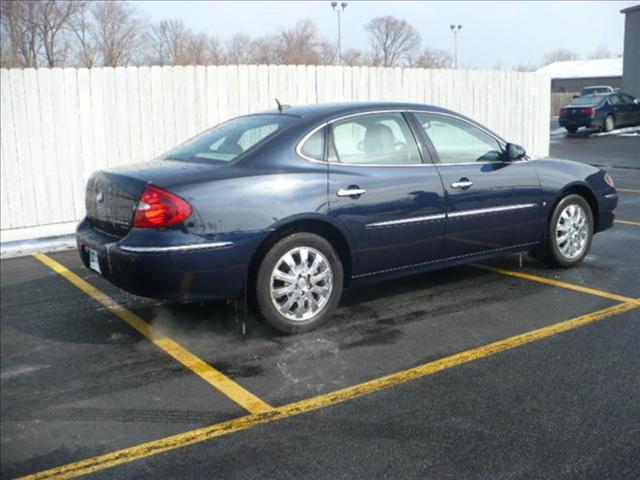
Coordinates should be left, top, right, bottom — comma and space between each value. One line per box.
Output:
448, 203, 537, 218
366, 203, 537, 228
367, 213, 446, 228
119, 242, 233, 253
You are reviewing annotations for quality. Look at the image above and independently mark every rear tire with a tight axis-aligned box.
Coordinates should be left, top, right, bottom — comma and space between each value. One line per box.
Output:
545, 194, 593, 268
565, 126, 578, 134
603, 114, 615, 132
255, 232, 343, 334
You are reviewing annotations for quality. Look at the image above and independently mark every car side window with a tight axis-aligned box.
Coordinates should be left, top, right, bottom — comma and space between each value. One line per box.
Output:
414, 113, 504, 164
609, 95, 623, 106
331, 113, 421, 165
621, 94, 637, 104
300, 128, 325, 161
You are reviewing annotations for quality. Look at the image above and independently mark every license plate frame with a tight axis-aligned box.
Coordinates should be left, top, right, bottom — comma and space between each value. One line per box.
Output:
89, 248, 102, 274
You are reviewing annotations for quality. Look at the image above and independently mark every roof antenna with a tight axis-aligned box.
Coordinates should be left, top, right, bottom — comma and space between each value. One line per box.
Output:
275, 98, 290, 113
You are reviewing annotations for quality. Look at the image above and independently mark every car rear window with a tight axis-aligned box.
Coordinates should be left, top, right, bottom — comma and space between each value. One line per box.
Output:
570, 95, 606, 106
581, 88, 608, 95
163, 114, 296, 163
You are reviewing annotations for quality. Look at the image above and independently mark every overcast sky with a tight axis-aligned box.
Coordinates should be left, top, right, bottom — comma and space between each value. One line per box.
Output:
135, 1, 636, 69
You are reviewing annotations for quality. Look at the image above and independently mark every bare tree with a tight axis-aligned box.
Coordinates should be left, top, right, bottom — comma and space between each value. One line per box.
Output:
0, 0, 41, 67
341, 48, 367, 66
91, 0, 144, 67
248, 34, 280, 64
71, 4, 98, 67
410, 47, 452, 69
186, 32, 223, 65
225, 33, 254, 64
144, 19, 189, 65
542, 48, 579, 65
277, 20, 325, 64
365, 16, 420, 67
588, 44, 617, 60
513, 62, 538, 72
36, 0, 85, 67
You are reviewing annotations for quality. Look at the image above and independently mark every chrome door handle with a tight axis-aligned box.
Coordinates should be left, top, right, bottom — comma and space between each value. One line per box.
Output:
337, 187, 367, 197
451, 181, 474, 189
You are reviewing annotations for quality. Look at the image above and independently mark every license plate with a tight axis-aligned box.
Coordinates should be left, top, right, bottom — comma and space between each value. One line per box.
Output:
89, 249, 101, 274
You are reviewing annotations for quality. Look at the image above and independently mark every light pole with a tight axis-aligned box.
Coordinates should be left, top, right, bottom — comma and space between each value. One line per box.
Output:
331, 2, 347, 65
450, 24, 462, 69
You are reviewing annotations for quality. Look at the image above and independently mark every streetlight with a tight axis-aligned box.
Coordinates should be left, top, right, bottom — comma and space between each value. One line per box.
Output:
450, 24, 462, 69
331, 2, 347, 65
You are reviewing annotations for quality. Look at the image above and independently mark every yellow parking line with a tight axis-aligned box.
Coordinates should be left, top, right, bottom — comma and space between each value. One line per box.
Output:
615, 219, 640, 227
17, 301, 638, 480
617, 188, 640, 193
474, 264, 640, 306
33, 253, 273, 415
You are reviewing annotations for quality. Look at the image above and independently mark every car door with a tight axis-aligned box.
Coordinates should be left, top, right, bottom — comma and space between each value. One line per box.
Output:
410, 112, 542, 259
608, 94, 628, 125
621, 94, 640, 125
326, 112, 446, 276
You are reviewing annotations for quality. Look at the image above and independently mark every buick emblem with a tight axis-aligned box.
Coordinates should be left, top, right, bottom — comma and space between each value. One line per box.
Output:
96, 190, 105, 205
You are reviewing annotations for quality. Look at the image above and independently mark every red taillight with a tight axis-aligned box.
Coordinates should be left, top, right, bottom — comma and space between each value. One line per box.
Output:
559, 108, 567, 116
133, 185, 192, 228
581, 107, 596, 116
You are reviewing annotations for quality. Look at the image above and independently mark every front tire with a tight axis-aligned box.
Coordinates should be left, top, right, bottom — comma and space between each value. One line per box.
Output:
255, 233, 343, 334
546, 194, 593, 268
565, 126, 578, 134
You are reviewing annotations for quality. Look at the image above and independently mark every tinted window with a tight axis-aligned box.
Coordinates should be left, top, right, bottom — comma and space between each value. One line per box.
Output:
164, 114, 295, 163
621, 94, 637, 104
570, 95, 606, 106
331, 113, 421, 165
609, 94, 624, 106
300, 128, 325, 160
415, 113, 503, 164
581, 87, 609, 95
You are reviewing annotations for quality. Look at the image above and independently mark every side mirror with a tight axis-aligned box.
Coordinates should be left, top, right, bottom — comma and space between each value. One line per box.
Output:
572, 94, 579, 99
505, 143, 526, 161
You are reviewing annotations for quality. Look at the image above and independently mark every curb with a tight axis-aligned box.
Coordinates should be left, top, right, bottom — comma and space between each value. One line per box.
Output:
0, 234, 76, 259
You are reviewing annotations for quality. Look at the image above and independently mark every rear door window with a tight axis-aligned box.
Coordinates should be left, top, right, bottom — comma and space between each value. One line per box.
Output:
330, 113, 421, 165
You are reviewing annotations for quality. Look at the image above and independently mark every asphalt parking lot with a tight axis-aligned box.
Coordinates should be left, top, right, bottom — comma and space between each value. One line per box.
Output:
2, 129, 639, 479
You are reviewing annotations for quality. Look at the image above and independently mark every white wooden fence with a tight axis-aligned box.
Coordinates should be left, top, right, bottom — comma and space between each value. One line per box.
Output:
0, 65, 550, 241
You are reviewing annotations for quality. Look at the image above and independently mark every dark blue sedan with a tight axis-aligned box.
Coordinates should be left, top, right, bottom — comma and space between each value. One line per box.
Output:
559, 91, 640, 133
77, 102, 618, 333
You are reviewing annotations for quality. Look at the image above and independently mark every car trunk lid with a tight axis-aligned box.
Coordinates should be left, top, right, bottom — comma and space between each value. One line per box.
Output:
85, 159, 224, 237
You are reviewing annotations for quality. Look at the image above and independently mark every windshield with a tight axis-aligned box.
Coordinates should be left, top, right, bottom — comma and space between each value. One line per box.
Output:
163, 114, 296, 163
570, 95, 606, 106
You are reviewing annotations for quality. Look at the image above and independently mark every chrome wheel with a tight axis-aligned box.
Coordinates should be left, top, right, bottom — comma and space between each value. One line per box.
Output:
269, 246, 334, 322
555, 204, 589, 260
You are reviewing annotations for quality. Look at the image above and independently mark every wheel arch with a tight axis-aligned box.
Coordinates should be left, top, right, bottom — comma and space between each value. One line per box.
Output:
555, 183, 600, 230
247, 215, 355, 292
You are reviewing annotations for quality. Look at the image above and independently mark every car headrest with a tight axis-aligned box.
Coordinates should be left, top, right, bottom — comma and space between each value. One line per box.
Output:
364, 124, 395, 156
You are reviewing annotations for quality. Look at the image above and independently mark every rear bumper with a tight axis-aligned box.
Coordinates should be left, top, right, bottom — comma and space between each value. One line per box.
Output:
559, 115, 601, 129
76, 219, 263, 301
